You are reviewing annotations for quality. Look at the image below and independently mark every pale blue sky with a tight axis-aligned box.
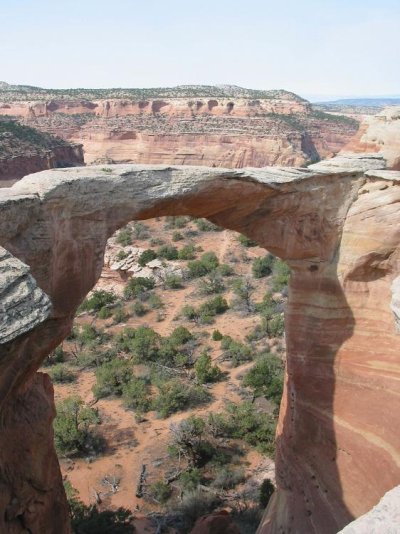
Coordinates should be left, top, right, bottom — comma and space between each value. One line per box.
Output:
1, 0, 399, 99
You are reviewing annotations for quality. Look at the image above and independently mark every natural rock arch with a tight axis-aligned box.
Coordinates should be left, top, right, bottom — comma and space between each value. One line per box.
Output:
0, 155, 399, 533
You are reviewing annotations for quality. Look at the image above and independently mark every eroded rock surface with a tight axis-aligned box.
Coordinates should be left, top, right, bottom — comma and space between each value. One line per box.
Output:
0, 156, 399, 533
0, 248, 51, 344
0, 87, 358, 168
343, 106, 400, 170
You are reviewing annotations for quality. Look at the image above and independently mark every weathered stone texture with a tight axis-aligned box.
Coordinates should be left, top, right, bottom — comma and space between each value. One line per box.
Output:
0, 156, 399, 533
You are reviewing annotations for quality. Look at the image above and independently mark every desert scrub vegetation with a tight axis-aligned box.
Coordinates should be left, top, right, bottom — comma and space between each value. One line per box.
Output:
152, 379, 211, 418
78, 289, 117, 314
207, 401, 277, 454
48, 363, 76, 383
242, 353, 284, 405
51, 214, 289, 527
186, 251, 219, 278
116, 227, 132, 246
231, 277, 255, 313
271, 258, 291, 291
194, 351, 224, 384
123, 276, 155, 299
219, 335, 254, 366
0, 120, 68, 152
238, 233, 258, 247
252, 254, 274, 278
181, 295, 229, 324
247, 291, 286, 341
194, 218, 223, 232
164, 215, 189, 229
54, 396, 103, 457
138, 248, 157, 266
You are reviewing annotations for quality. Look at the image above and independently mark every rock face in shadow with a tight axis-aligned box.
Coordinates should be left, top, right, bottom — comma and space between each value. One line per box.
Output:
0, 156, 399, 533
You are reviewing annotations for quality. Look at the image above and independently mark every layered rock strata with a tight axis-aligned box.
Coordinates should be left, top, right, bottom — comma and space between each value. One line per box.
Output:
343, 107, 400, 169
0, 156, 399, 533
0, 89, 358, 168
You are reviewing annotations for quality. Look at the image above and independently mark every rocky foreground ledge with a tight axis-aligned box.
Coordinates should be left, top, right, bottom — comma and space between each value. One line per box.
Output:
0, 155, 399, 533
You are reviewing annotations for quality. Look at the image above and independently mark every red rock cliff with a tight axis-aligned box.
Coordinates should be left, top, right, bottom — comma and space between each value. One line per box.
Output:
0, 90, 359, 168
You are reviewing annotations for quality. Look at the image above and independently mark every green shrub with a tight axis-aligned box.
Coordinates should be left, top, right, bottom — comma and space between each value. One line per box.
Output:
130, 326, 160, 361
79, 290, 116, 313
267, 314, 285, 337
194, 219, 223, 232
201, 252, 219, 270
74, 324, 105, 347
181, 304, 199, 322
148, 293, 164, 309
210, 401, 276, 454
252, 255, 274, 278
116, 227, 132, 246
199, 296, 228, 316
197, 272, 225, 295
172, 231, 184, 241
113, 305, 129, 324
217, 263, 234, 277
44, 345, 65, 366
212, 467, 245, 489
54, 396, 101, 457
74, 348, 116, 369
178, 243, 197, 260
232, 277, 255, 312
116, 250, 129, 261
187, 252, 219, 278
124, 276, 155, 299
114, 327, 137, 354
178, 469, 202, 492
122, 377, 151, 412
220, 336, 253, 366
131, 300, 147, 316
255, 291, 277, 317
164, 216, 188, 229
150, 237, 164, 246
97, 306, 112, 319
238, 234, 258, 247
169, 326, 193, 346
150, 481, 171, 504
132, 222, 149, 240
195, 352, 223, 384
243, 353, 284, 405
157, 244, 178, 260
212, 329, 223, 341
153, 380, 210, 418
272, 259, 291, 291
164, 273, 183, 289
48, 364, 76, 383
93, 360, 133, 399
138, 249, 157, 267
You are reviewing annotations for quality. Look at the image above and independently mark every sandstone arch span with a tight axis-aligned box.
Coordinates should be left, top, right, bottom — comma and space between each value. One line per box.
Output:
0, 155, 399, 533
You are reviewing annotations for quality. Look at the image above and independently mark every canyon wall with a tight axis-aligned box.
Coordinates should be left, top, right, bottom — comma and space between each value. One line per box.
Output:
0, 93, 358, 168
0, 143, 84, 183
343, 106, 400, 170
0, 156, 399, 533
